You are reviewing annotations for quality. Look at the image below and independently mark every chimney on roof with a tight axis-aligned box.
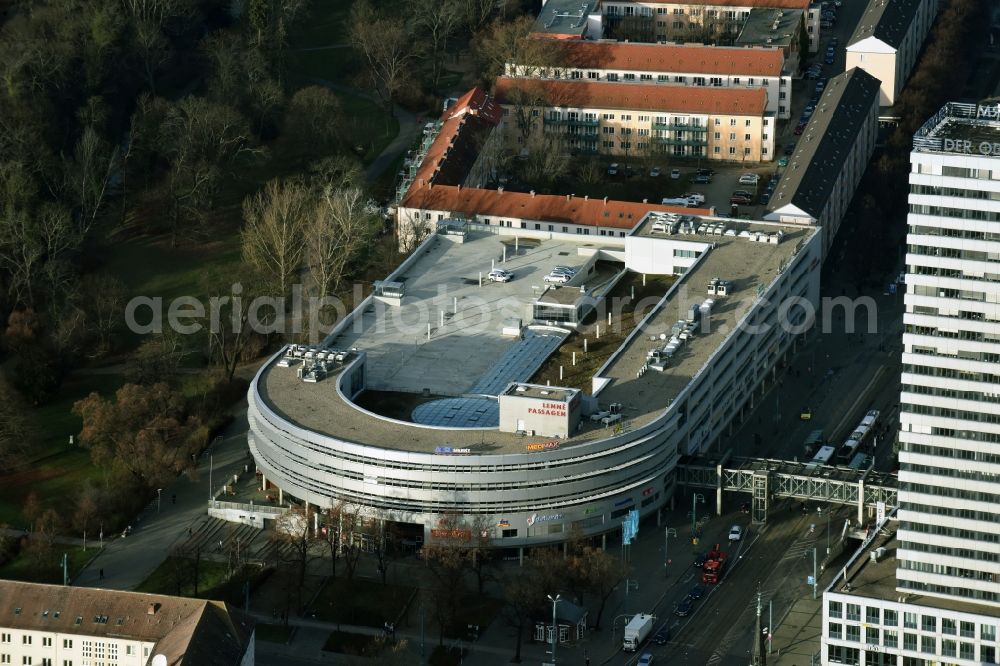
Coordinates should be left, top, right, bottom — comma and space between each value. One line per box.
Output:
584, 195, 588, 200
603, 196, 608, 204
457, 184, 462, 191
530, 190, 535, 197
566, 194, 571, 201
498, 186, 504, 193
643, 198, 648, 203
147, 603, 160, 616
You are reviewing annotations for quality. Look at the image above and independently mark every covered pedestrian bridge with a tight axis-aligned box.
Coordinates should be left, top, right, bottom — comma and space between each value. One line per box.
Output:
678, 451, 897, 526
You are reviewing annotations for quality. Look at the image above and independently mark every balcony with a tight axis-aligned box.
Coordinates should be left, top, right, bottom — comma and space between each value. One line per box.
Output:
545, 116, 600, 127
653, 136, 708, 147
652, 122, 708, 132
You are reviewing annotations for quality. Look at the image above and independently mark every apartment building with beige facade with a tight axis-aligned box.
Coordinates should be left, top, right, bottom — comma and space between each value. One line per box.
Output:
845, 0, 938, 106
505, 41, 793, 119
494, 76, 776, 163
0, 581, 255, 666
600, 0, 821, 53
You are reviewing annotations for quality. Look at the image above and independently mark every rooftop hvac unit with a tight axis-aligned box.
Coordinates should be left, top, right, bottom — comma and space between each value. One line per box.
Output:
870, 547, 887, 563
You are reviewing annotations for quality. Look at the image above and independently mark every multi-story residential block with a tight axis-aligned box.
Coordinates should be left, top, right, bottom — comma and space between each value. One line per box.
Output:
0, 581, 254, 665
735, 7, 809, 72
600, 0, 820, 52
765, 68, 881, 255
820, 99, 1000, 666
505, 41, 793, 118
845, 0, 938, 106
494, 76, 776, 162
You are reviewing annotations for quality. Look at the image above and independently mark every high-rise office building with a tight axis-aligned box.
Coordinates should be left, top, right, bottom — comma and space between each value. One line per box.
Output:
899, 99, 1000, 606
821, 100, 1000, 666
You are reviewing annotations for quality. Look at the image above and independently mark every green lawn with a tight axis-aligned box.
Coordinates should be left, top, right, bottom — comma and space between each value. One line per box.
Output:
0, 375, 121, 527
104, 234, 242, 304
309, 577, 415, 628
135, 557, 232, 598
0, 546, 93, 585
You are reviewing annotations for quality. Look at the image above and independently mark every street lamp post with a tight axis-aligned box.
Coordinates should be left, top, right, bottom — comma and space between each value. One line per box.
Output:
664, 527, 678, 575
547, 594, 561, 664
157, 488, 162, 513
691, 493, 705, 534
826, 509, 831, 555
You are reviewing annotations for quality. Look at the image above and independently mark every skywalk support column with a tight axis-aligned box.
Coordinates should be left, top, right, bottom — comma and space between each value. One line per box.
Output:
717, 462, 723, 516
858, 479, 864, 526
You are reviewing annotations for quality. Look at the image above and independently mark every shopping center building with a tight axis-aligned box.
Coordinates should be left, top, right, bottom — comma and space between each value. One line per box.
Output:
248, 206, 822, 549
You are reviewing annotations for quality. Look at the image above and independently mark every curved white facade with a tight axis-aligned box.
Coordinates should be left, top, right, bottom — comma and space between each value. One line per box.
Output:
247, 219, 822, 546
248, 355, 678, 546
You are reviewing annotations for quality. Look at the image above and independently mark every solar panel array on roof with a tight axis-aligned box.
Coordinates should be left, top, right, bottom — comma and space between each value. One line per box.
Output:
467, 330, 567, 396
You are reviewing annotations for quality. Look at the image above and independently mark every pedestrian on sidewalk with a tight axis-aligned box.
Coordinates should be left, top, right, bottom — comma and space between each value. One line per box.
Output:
171, 494, 176, 504
99, 569, 104, 580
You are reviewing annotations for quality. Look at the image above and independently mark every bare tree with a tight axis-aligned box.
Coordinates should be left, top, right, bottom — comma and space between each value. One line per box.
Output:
158, 97, 257, 244
271, 504, 321, 612
285, 86, 344, 154
473, 15, 561, 86
395, 208, 434, 254
67, 126, 120, 237
306, 185, 378, 298
408, 0, 463, 88
457, 0, 516, 33
0, 380, 33, 469
241, 179, 310, 300
520, 135, 571, 188
122, 0, 194, 93
82, 273, 126, 354
349, 0, 422, 110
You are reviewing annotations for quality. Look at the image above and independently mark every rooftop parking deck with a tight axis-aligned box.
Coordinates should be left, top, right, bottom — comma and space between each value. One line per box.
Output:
324, 232, 616, 395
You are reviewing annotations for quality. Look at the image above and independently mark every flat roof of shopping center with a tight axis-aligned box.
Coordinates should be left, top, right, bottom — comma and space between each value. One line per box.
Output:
257, 221, 813, 454
594, 217, 809, 422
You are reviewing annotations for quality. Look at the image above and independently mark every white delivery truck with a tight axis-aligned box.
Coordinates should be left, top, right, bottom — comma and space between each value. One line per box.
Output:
623, 612, 654, 651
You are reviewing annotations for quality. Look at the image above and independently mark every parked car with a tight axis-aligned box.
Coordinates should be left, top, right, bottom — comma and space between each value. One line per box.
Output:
690, 174, 712, 184
488, 268, 513, 283
650, 166, 661, 177
821, 20, 834, 28
794, 124, 806, 136
760, 192, 770, 205
784, 143, 796, 155
683, 192, 706, 205
653, 630, 670, 645
638, 654, 655, 666
688, 585, 706, 600
800, 406, 813, 420
738, 173, 759, 186
830, 36, 839, 47
674, 597, 694, 617
670, 168, 682, 179
552, 265, 577, 275
697, 167, 716, 176
543, 272, 572, 284
825, 53, 835, 65
729, 525, 743, 542
730, 193, 752, 206
607, 162, 619, 176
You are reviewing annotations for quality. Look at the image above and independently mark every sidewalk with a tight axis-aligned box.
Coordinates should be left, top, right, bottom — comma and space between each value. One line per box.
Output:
72, 406, 253, 590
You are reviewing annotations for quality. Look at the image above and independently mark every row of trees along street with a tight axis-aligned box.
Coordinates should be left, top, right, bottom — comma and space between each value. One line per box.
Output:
265, 506, 626, 662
